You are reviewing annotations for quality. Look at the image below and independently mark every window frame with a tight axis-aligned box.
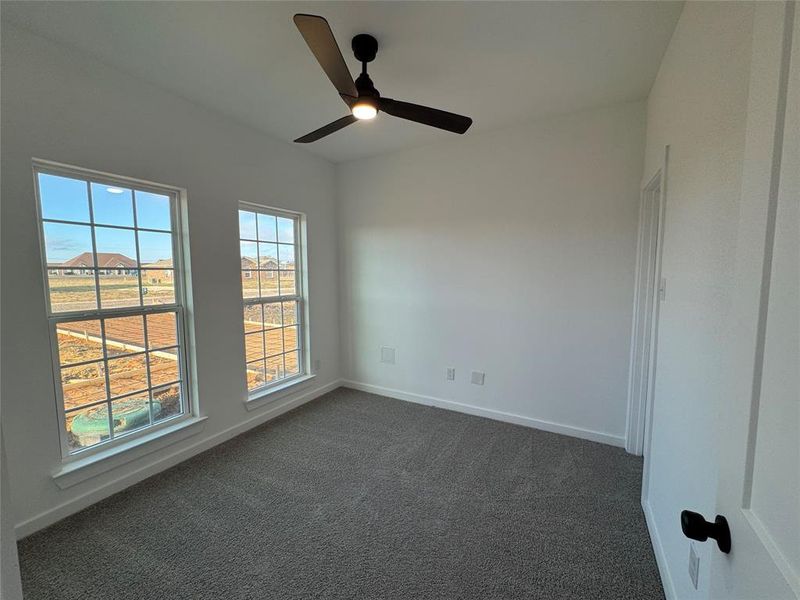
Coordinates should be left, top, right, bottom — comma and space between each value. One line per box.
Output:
32, 159, 194, 461
238, 201, 308, 399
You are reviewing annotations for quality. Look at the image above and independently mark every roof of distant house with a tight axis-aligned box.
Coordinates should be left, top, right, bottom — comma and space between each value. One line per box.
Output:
143, 258, 173, 268
56, 252, 137, 268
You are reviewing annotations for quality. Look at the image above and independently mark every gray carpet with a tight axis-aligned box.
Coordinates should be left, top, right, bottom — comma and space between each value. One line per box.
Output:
18, 388, 663, 599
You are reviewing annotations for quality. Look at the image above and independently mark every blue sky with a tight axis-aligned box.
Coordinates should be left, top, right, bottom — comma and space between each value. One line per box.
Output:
239, 210, 294, 244
39, 173, 173, 265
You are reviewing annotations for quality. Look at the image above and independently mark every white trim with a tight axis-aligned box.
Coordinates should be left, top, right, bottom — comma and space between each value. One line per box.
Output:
625, 163, 667, 455
245, 373, 316, 411
341, 380, 625, 448
16, 379, 342, 539
52, 416, 208, 489
643, 499, 676, 600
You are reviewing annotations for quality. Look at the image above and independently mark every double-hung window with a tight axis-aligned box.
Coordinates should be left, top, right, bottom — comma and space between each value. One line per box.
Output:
33, 162, 191, 457
238, 204, 306, 396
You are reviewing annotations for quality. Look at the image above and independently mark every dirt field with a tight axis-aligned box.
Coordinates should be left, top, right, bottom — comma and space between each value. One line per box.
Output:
48, 275, 175, 312
241, 270, 295, 298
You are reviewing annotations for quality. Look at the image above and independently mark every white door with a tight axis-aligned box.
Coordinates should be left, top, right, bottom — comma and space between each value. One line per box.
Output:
704, 3, 799, 598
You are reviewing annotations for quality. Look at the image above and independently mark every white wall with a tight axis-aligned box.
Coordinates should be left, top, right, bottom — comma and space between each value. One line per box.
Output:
640, 3, 755, 598
337, 102, 646, 446
0, 26, 341, 535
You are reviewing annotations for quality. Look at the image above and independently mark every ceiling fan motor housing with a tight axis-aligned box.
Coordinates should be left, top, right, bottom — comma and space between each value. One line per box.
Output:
352, 33, 378, 63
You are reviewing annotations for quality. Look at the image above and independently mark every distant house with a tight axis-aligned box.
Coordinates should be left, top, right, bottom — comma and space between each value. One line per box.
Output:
142, 258, 174, 283
49, 252, 137, 276
241, 256, 278, 280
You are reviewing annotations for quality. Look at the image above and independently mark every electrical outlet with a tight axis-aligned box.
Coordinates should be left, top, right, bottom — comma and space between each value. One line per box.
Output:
446, 368, 456, 381
380, 346, 396, 365
470, 371, 485, 385
688, 543, 699, 589
313, 359, 321, 373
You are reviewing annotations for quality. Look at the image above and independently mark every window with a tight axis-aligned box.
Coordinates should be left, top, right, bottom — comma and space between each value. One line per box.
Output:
34, 162, 191, 457
238, 204, 305, 396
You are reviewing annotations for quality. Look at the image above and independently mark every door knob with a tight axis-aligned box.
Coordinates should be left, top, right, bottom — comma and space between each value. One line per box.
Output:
680, 510, 731, 553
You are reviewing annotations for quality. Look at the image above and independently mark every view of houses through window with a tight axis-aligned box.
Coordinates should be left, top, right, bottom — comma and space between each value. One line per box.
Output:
239, 205, 305, 394
35, 165, 190, 455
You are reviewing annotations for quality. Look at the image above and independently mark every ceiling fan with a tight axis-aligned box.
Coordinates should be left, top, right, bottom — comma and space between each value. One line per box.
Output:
293, 14, 473, 143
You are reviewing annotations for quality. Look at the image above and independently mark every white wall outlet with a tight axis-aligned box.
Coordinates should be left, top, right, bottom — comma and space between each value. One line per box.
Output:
688, 543, 699, 589
313, 359, 321, 373
470, 371, 485, 385
446, 367, 456, 381
380, 346, 396, 365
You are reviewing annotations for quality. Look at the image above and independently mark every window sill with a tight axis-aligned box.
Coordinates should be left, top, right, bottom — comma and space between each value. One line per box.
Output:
245, 374, 316, 411
52, 416, 208, 490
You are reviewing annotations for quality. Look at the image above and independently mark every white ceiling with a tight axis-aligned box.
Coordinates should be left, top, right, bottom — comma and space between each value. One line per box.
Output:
2, 1, 682, 163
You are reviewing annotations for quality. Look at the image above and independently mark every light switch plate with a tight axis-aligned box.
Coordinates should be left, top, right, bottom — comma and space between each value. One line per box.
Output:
446, 368, 456, 381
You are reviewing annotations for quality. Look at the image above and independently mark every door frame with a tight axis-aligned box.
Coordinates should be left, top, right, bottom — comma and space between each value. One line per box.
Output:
625, 146, 669, 457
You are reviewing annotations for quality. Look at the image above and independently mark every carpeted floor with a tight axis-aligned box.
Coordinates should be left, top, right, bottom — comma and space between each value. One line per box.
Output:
18, 388, 663, 599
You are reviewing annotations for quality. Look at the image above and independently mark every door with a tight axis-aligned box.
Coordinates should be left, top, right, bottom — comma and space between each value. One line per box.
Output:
706, 3, 799, 598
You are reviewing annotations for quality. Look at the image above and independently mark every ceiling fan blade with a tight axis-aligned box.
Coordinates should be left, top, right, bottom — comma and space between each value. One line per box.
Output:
378, 98, 473, 134
294, 115, 358, 143
294, 14, 358, 101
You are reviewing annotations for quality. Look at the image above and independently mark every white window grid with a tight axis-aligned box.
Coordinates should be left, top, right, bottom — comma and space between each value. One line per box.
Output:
33, 160, 193, 459
239, 202, 307, 396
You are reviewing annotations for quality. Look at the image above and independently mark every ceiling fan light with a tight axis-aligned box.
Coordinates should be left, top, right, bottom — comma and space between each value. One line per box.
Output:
352, 102, 377, 120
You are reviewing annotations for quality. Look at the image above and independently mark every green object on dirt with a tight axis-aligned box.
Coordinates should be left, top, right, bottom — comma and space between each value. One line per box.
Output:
71, 398, 161, 436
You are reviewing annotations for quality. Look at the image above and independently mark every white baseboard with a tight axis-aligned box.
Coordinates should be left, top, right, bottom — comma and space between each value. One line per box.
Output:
341, 380, 626, 448
15, 378, 342, 538
643, 499, 675, 600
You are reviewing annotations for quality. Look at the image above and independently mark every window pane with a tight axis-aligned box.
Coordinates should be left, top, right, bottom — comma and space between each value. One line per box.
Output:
99, 271, 140, 309
282, 301, 297, 326
277, 217, 295, 244
146, 312, 178, 349
67, 403, 110, 451
149, 349, 180, 388
56, 320, 104, 365
43, 221, 94, 268
111, 394, 151, 435
104, 315, 145, 356
283, 325, 299, 351
239, 210, 257, 240
94, 226, 137, 266
107, 353, 148, 397
142, 270, 175, 306
265, 327, 283, 357
266, 354, 284, 382
242, 271, 259, 298
135, 191, 172, 231
48, 271, 98, 312
260, 271, 279, 297
138, 230, 173, 267
91, 183, 133, 227
263, 303, 282, 329
258, 243, 278, 270
246, 361, 267, 392
243, 304, 263, 332
60, 361, 107, 409
279, 270, 296, 296
245, 332, 264, 362
278, 244, 295, 270
257, 213, 277, 242
240, 241, 257, 264
285, 350, 300, 377
152, 383, 182, 422
38, 173, 90, 223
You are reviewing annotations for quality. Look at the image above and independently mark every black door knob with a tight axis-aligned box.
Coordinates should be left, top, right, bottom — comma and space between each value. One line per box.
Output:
680, 510, 731, 553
